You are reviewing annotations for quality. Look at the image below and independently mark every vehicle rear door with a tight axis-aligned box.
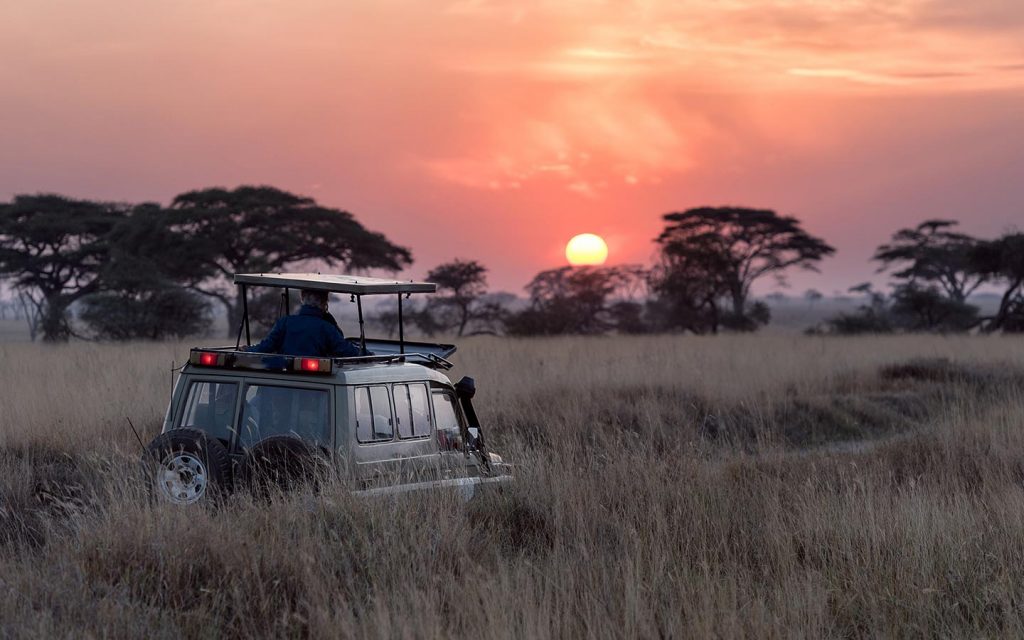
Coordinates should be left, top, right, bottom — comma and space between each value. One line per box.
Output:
234, 377, 335, 455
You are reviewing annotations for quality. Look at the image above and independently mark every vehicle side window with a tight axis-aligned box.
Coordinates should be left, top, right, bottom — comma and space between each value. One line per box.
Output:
394, 383, 431, 439
432, 392, 461, 431
409, 384, 431, 437
238, 385, 330, 449
179, 381, 238, 444
356, 385, 394, 443
432, 391, 464, 451
355, 388, 373, 442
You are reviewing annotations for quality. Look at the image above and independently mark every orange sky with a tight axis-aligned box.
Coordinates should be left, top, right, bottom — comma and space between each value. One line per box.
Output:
2, 0, 1023, 294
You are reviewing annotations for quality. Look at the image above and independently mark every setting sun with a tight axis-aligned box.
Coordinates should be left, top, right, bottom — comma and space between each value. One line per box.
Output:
566, 233, 609, 266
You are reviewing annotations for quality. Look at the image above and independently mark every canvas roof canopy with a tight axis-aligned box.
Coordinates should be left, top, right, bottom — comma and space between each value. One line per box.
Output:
233, 273, 436, 295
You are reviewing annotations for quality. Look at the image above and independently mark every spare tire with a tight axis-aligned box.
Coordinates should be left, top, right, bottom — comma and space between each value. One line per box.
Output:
145, 428, 233, 505
238, 435, 330, 495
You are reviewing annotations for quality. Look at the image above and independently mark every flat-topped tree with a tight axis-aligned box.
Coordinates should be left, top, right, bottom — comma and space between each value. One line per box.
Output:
969, 233, 1024, 332
80, 203, 214, 340
874, 220, 986, 303
506, 265, 644, 335
655, 207, 835, 327
0, 194, 126, 341
168, 185, 412, 335
425, 259, 489, 336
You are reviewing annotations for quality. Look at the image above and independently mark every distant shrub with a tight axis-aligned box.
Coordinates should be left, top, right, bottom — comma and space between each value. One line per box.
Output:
813, 283, 979, 335
79, 287, 210, 340
818, 309, 895, 335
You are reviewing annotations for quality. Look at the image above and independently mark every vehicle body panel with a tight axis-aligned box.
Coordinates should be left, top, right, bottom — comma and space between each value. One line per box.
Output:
164, 360, 507, 493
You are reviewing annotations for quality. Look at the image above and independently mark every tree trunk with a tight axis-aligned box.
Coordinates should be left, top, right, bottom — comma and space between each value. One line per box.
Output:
225, 297, 243, 341
16, 292, 42, 342
40, 297, 72, 342
992, 277, 1023, 331
730, 285, 745, 318
457, 303, 470, 337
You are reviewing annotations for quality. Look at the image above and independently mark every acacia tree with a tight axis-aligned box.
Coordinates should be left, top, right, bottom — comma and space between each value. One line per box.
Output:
653, 207, 834, 331
168, 186, 412, 335
505, 265, 644, 335
969, 233, 1024, 332
79, 204, 212, 340
0, 194, 126, 341
874, 220, 986, 302
424, 259, 489, 336
647, 236, 733, 333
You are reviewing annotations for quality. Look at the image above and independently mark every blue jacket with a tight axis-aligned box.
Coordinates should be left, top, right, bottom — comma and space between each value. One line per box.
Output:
248, 304, 362, 358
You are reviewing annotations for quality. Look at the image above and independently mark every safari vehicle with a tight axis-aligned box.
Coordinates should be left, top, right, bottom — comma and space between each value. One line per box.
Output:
145, 273, 510, 505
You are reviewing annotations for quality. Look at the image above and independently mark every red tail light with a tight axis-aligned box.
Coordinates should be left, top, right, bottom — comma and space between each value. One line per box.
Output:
189, 349, 330, 374
300, 358, 321, 372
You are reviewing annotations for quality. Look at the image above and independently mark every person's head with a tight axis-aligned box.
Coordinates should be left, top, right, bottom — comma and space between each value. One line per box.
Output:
300, 289, 329, 311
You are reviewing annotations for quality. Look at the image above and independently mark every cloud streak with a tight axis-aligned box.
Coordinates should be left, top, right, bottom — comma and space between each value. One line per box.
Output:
419, 0, 1024, 192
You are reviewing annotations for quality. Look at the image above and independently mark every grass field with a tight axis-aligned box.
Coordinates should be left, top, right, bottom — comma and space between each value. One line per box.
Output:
2, 335, 1024, 638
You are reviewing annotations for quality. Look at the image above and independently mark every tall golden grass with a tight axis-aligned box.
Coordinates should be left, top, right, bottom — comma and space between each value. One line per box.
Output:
2, 335, 1024, 637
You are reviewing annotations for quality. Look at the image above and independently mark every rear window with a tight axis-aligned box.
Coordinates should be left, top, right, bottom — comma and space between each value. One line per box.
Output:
238, 385, 330, 449
179, 381, 238, 443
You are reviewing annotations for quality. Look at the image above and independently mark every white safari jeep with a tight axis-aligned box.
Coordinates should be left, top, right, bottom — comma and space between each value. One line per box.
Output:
145, 273, 511, 505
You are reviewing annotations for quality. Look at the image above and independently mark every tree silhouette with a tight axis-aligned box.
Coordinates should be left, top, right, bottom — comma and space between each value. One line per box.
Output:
0, 195, 126, 341
168, 186, 412, 335
820, 280, 978, 335
506, 266, 644, 335
425, 259, 489, 336
969, 233, 1024, 331
79, 204, 212, 340
804, 289, 823, 308
647, 241, 731, 333
652, 207, 834, 331
889, 283, 978, 332
874, 220, 986, 302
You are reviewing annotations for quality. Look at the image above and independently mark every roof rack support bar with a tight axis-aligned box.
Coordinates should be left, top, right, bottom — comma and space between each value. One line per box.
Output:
398, 293, 405, 354
234, 284, 246, 349
356, 294, 366, 354
241, 284, 251, 346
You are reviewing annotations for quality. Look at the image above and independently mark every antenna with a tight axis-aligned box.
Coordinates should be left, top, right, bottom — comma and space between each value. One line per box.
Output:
126, 417, 154, 461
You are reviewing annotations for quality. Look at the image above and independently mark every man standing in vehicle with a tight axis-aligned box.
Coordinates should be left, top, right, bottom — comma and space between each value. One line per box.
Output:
246, 289, 363, 357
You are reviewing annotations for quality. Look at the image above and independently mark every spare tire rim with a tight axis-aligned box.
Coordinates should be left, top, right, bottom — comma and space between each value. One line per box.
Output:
157, 452, 208, 504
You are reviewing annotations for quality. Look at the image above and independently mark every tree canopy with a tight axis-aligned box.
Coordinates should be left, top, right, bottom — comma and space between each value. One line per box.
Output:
0, 195, 126, 341
422, 259, 499, 336
506, 266, 643, 336
651, 207, 834, 332
874, 220, 986, 302
78, 204, 212, 340
168, 185, 413, 334
969, 233, 1024, 332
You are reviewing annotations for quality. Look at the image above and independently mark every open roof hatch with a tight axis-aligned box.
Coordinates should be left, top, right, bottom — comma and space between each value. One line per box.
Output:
230, 272, 447, 366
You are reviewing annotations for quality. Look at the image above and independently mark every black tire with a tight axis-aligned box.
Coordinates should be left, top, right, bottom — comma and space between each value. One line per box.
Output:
145, 428, 233, 505
238, 435, 329, 496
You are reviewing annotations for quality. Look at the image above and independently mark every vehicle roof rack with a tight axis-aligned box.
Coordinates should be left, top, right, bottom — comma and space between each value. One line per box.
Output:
233, 273, 435, 295
230, 272, 437, 356
333, 352, 455, 371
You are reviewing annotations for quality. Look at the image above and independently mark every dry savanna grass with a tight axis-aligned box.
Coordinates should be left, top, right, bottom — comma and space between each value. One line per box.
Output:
2, 335, 1024, 638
